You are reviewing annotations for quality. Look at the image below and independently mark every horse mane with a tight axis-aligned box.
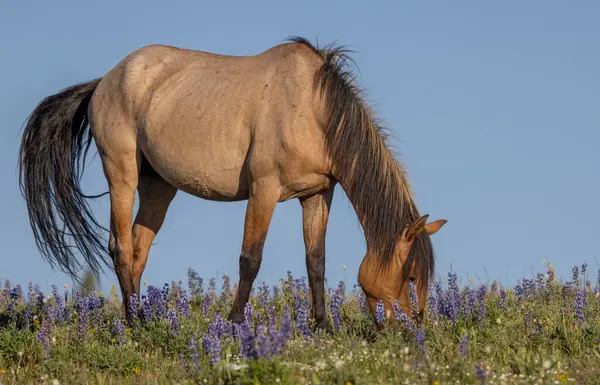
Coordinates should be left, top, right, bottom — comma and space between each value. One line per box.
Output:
287, 36, 435, 284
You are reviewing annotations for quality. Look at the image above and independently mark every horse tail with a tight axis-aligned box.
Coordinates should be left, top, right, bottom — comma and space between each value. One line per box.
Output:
18, 78, 111, 281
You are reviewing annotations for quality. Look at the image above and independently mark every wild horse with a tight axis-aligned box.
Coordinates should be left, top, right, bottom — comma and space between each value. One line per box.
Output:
18, 37, 446, 329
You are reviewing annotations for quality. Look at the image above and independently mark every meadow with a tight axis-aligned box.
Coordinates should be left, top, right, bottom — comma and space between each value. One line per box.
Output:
1, 262, 599, 385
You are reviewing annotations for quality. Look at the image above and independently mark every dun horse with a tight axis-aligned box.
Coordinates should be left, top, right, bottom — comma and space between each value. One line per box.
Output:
18, 37, 446, 329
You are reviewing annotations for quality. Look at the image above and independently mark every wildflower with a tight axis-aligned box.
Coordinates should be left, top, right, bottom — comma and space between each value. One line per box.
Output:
522, 278, 535, 297
460, 334, 469, 358
1, 368, 6, 374
330, 281, 344, 331
572, 265, 580, 285
375, 300, 385, 324
408, 282, 418, 317
433, 382, 440, 385
393, 300, 414, 333
547, 268, 555, 284
415, 327, 425, 358
111, 317, 126, 344
133, 367, 141, 375
514, 283, 524, 301
477, 285, 487, 326
239, 315, 258, 359
189, 336, 201, 371
177, 291, 190, 318
202, 293, 212, 315
498, 288, 506, 311
293, 278, 312, 337
202, 333, 221, 365
574, 288, 586, 323
536, 273, 545, 290
187, 268, 204, 299
444, 272, 460, 322
167, 308, 179, 335
357, 290, 368, 313
475, 363, 487, 383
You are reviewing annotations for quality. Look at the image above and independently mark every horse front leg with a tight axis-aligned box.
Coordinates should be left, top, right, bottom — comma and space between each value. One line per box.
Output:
228, 179, 279, 324
299, 185, 335, 332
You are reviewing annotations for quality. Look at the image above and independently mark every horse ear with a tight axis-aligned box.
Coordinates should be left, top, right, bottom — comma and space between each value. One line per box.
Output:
424, 219, 447, 235
405, 214, 429, 241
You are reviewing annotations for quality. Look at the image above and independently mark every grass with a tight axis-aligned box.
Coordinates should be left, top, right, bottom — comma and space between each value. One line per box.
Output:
0, 263, 599, 385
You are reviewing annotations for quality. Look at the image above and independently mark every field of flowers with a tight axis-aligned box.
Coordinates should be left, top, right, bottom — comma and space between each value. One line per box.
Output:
1, 262, 599, 385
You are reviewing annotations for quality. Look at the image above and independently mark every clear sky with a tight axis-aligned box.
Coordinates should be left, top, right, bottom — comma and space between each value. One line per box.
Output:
1, 1, 598, 296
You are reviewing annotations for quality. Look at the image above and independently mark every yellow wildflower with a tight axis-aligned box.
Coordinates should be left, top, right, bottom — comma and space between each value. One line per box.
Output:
0, 369, 6, 375
125, 328, 132, 336
33, 319, 40, 326
556, 372, 569, 383
433, 381, 440, 385
111, 338, 116, 344
345, 382, 353, 385
133, 367, 141, 375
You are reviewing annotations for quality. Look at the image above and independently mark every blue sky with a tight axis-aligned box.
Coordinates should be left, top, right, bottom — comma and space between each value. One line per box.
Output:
1, 1, 598, 296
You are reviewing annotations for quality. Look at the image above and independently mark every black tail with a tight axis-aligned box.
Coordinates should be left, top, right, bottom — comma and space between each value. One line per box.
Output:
18, 78, 111, 281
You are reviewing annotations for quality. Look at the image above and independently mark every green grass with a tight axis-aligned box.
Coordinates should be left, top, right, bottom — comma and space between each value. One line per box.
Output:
1, 264, 599, 385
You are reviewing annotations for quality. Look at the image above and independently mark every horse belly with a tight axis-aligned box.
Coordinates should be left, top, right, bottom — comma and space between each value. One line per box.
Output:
141, 133, 250, 202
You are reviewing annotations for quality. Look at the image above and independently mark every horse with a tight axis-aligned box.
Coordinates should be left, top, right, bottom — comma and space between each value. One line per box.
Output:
18, 36, 446, 329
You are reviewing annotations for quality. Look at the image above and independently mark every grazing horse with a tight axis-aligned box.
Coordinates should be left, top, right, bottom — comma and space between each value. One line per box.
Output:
18, 37, 446, 329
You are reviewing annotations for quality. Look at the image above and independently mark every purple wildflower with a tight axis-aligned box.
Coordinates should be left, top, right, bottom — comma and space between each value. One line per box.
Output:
259, 281, 270, 310
460, 334, 469, 358
498, 288, 506, 311
51, 285, 66, 323
408, 282, 419, 318
536, 273, 545, 290
208, 278, 216, 293
415, 328, 425, 358
444, 272, 460, 323
240, 313, 258, 358
209, 314, 228, 339
461, 287, 476, 318
394, 300, 414, 333
477, 285, 487, 325
475, 363, 487, 383
202, 333, 221, 365
514, 284, 524, 301
177, 291, 190, 318
167, 309, 179, 335
202, 293, 212, 315
522, 278, 535, 297
293, 278, 312, 337
111, 317, 126, 344
357, 290, 369, 313
187, 268, 204, 299
375, 300, 385, 324
547, 269, 555, 284
189, 336, 201, 371
572, 265, 580, 285
574, 289, 586, 323
330, 281, 344, 331
129, 293, 140, 320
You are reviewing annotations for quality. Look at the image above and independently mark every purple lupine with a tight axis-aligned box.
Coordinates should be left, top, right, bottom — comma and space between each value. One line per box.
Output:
522, 278, 535, 297
177, 291, 190, 318
461, 287, 477, 318
189, 336, 201, 371
111, 317, 126, 344
498, 288, 506, 311
187, 268, 204, 300
444, 272, 460, 323
208, 278, 216, 294
415, 328, 425, 358
51, 285, 66, 323
596, 270, 600, 295
574, 289, 586, 323
357, 290, 369, 313
239, 310, 258, 359
536, 273, 545, 290
477, 285, 487, 325
280, 305, 293, 340
209, 314, 228, 339
27, 281, 36, 304
293, 278, 312, 337
37, 306, 53, 355
221, 274, 231, 303
142, 285, 166, 321
572, 265, 580, 285
255, 324, 271, 358
76, 298, 88, 342
202, 293, 212, 315
428, 280, 442, 317
330, 281, 344, 331
129, 293, 140, 321
408, 282, 419, 318
259, 281, 270, 310
547, 269, 555, 284
514, 284, 524, 301
202, 333, 221, 365
375, 300, 385, 324
167, 309, 179, 335
394, 300, 414, 333
475, 364, 487, 382
460, 334, 469, 358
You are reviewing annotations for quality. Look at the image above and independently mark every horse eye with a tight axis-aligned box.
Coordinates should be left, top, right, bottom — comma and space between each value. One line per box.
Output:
409, 276, 415, 282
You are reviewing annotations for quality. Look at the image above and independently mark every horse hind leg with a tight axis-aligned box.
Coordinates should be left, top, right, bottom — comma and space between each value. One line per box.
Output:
131, 159, 177, 295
